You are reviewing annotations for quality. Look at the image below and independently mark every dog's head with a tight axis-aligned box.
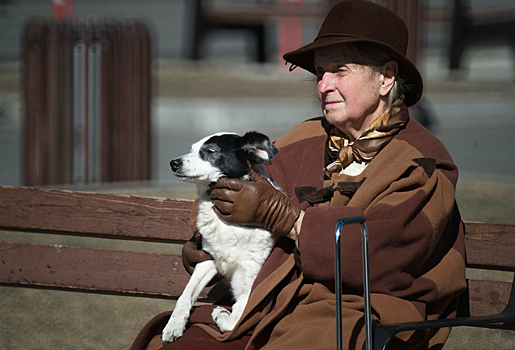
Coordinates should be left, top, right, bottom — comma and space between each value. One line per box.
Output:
170, 131, 279, 185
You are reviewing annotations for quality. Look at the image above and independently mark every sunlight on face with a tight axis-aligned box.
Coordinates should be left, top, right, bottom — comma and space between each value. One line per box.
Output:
314, 45, 386, 140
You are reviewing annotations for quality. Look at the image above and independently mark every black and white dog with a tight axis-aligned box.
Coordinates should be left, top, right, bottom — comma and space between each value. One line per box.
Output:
162, 131, 280, 344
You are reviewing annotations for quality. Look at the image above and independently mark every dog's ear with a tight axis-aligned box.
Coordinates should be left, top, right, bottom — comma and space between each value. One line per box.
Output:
240, 131, 279, 164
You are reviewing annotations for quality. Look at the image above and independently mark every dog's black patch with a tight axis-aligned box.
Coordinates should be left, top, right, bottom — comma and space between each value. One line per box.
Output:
240, 131, 279, 165
200, 134, 250, 179
199, 132, 279, 179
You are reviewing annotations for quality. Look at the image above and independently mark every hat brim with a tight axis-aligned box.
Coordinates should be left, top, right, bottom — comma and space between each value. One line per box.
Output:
283, 35, 423, 107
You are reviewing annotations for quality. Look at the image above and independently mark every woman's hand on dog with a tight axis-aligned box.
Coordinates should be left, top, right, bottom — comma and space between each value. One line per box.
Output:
182, 231, 223, 286
182, 201, 222, 285
209, 169, 301, 237
182, 231, 213, 274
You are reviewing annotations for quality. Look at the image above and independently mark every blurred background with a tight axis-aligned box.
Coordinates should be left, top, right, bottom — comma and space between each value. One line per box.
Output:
0, 0, 514, 195
0, 0, 514, 349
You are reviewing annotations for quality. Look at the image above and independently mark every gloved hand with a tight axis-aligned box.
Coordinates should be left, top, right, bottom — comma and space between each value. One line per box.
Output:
209, 169, 301, 236
182, 198, 222, 286
182, 198, 213, 271
182, 231, 223, 287
182, 230, 214, 275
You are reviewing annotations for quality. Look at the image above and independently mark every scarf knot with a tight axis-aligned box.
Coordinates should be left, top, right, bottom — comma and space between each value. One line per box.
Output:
323, 96, 408, 178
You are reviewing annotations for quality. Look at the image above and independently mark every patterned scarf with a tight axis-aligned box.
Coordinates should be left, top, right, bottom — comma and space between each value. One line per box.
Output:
323, 96, 408, 178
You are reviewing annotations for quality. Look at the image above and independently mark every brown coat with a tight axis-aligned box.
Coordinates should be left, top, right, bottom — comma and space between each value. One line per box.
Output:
191, 111, 466, 349
132, 111, 466, 350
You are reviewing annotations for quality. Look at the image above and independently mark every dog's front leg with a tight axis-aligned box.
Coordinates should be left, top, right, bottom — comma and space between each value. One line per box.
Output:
162, 260, 218, 344
212, 269, 255, 333
212, 289, 251, 333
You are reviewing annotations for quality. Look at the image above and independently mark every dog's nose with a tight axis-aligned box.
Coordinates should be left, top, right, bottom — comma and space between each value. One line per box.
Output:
170, 158, 182, 172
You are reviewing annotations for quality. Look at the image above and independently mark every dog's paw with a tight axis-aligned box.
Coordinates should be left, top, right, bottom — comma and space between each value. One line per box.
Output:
161, 317, 186, 344
212, 306, 237, 333
212, 306, 231, 323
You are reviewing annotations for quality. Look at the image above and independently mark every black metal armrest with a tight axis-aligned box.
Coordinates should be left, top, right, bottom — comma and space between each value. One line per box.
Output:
374, 275, 515, 350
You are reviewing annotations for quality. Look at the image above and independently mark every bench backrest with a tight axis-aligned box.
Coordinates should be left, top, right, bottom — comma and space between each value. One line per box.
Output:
458, 221, 515, 316
0, 186, 225, 300
0, 185, 514, 313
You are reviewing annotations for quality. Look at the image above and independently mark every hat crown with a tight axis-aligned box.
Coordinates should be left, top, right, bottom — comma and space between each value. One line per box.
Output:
317, 0, 408, 55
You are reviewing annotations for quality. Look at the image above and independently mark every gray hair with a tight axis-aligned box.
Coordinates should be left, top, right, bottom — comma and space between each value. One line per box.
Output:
338, 42, 411, 107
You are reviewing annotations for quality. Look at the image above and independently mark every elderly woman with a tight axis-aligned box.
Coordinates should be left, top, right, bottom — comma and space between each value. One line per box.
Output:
131, 1, 466, 349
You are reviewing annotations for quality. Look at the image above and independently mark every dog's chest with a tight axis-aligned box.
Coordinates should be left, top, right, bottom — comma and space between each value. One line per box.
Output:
196, 199, 276, 275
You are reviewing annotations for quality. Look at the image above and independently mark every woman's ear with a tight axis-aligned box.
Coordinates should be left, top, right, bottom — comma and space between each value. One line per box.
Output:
379, 60, 398, 96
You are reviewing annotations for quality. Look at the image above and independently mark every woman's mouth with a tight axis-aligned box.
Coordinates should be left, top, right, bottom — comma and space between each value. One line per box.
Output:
323, 100, 343, 109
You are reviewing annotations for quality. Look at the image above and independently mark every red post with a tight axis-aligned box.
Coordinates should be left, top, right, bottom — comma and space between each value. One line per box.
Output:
52, 0, 74, 21
278, 0, 304, 68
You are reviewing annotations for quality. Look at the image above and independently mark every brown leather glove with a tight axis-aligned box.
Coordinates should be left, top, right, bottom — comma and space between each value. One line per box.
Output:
182, 231, 214, 275
210, 169, 301, 236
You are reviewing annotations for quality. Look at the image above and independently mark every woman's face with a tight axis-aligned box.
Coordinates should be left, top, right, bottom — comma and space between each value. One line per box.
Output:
314, 45, 388, 140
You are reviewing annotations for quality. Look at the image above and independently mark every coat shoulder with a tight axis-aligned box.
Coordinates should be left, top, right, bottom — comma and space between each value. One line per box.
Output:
273, 117, 330, 149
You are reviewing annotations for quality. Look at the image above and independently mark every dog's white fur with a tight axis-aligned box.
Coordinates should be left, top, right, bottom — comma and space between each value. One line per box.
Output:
162, 132, 280, 344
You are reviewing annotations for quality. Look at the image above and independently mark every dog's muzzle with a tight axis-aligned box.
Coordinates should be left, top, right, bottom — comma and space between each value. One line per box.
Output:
170, 158, 182, 173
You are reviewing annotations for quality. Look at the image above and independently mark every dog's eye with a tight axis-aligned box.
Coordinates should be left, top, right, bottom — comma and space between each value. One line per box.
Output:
201, 147, 218, 158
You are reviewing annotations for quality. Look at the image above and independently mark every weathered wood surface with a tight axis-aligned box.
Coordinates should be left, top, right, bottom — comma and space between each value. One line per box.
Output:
468, 279, 512, 317
464, 222, 515, 271
0, 185, 513, 314
0, 185, 194, 243
0, 240, 225, 300
1, 238, 508, 311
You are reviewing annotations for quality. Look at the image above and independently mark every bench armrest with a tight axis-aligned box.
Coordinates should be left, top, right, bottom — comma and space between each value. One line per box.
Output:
374, 274, 515, 350
374, 313, 515, 350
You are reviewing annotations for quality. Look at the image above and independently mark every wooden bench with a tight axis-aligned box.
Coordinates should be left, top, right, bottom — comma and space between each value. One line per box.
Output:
0, 185, 227, 301
0, 185, 514, 348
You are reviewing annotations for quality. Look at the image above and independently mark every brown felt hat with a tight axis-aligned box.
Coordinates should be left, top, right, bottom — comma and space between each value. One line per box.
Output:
283, 0, 423, 107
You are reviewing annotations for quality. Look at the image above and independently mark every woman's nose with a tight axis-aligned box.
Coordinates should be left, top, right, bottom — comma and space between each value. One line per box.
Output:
317, 72, 335, 94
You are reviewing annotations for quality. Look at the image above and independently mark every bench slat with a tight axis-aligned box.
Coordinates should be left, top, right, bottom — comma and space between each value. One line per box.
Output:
0, 186, 194, 243
464, 222, 515, 271
1, 243, 512, 315
0, 240, 225, 300
468, 279, 513, 317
